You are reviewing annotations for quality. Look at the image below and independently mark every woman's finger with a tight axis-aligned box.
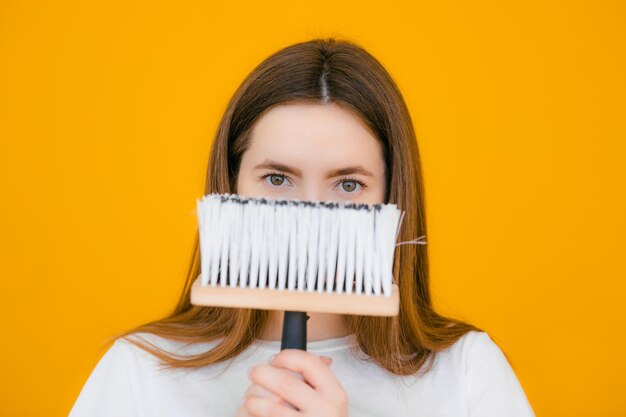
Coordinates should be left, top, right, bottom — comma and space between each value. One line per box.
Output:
244, 383, 287, 404
320, 356, 333, 366
269, 350, 345, 403
244, 395, 302, 417
248, 364, 320, 411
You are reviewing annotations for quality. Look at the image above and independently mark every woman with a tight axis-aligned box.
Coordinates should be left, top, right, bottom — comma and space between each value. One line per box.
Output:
69, 38, 535, 417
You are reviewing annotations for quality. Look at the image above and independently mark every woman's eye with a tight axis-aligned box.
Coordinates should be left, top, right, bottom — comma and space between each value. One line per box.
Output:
338, 179, 364, 193
266, 174, 288, 187
261, 173, 366, 194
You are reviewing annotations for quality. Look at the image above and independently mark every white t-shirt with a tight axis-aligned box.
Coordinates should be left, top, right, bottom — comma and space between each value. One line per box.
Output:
69, 330, 535, 417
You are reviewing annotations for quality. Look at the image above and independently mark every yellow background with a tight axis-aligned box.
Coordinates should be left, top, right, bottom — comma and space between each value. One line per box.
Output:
1, 1, 624, 416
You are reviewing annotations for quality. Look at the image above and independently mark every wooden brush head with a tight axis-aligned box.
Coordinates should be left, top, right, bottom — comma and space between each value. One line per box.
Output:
190, 274, 400, 316
192, 193, 406, 318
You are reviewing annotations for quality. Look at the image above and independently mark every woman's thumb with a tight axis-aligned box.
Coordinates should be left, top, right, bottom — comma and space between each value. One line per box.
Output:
320, 355, 333, 365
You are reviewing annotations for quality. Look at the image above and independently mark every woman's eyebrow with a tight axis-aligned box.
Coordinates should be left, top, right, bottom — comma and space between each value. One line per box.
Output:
253, 159, 374, 179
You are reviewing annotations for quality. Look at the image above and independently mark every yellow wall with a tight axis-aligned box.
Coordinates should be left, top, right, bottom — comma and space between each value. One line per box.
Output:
1, 1, 624, 416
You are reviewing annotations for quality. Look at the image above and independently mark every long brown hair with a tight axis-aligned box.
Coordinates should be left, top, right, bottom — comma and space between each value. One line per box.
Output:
114, 37, 482, 376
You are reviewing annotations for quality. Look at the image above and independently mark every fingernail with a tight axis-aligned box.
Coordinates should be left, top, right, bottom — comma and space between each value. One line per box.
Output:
248, 366, 255, 378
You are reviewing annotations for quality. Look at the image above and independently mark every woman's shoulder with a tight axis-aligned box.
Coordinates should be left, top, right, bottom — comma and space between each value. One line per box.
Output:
69, 333, 226, 416
439, 330, 515, 376
447, 329, 494, 347
440, 330, 536, 416
448, 330, 501, 359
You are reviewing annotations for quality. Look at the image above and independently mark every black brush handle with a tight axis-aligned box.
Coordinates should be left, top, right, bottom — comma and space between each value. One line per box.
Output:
280, 311, 308, 351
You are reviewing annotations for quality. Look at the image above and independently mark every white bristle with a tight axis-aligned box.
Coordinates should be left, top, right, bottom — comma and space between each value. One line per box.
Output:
228, 200, 243, 288
305, 205, 320, 292
276, 205, 289, 290
315, 207, 329, 293
287, 204, 298, 291
195, 193, 405, 297
325, 206, 339, 293
296, 204, 310, 291
353, 208, 367, 295
257, 203, 270, 289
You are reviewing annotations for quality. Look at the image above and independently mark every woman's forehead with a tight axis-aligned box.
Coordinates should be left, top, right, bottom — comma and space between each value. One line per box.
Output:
251, 102, 377, 144
246, 103, 383, 169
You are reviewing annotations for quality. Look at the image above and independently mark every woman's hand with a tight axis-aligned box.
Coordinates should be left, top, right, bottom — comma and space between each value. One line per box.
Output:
236, 349, 348, 417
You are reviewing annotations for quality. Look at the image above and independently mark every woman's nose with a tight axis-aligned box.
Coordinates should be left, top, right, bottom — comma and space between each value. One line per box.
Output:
297, 186, 326, 203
